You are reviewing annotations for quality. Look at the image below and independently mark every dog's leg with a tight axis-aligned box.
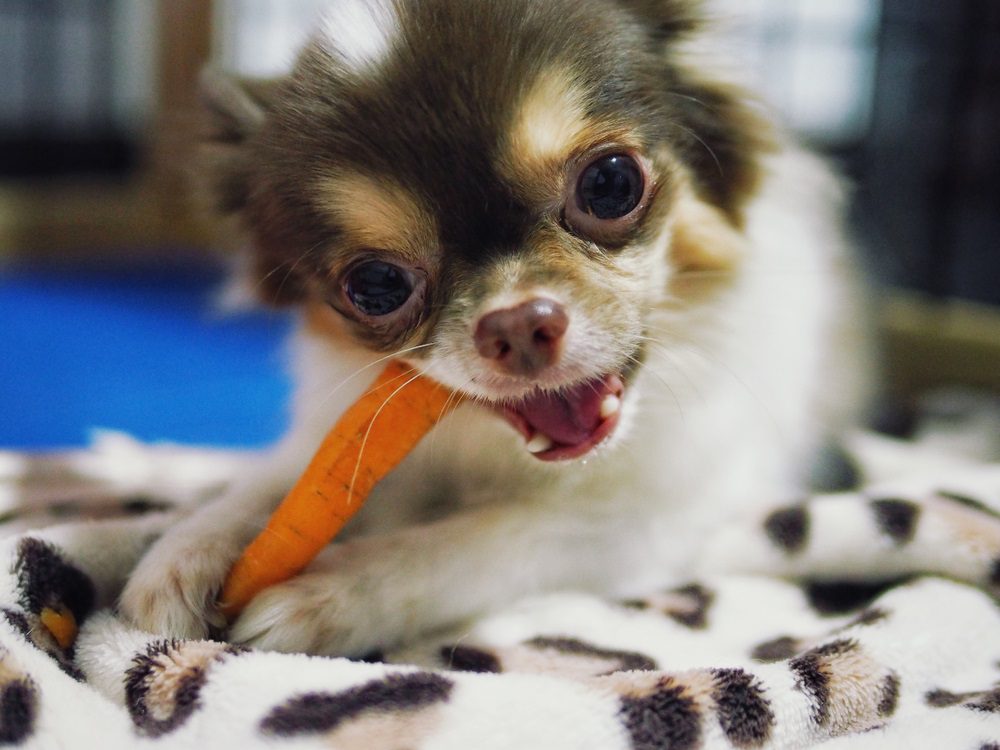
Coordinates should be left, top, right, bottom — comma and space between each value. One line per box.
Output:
118, 447, 308, 639
698, 467, 1000, 592
228, 500, 633, 656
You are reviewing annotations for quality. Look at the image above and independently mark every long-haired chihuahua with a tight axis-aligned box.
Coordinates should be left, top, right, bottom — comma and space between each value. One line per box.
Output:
121, 0, 868, 655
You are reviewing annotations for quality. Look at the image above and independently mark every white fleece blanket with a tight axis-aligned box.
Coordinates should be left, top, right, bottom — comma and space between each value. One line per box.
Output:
1, 404, 1000, 749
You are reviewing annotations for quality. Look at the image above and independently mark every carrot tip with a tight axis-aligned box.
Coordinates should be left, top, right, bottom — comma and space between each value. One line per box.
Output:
40, 605, 78, 650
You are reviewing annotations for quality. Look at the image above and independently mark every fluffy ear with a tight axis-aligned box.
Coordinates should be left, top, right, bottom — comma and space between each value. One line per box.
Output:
667, 73, 777, 227
616, 0, 704, 39
197, 71, 311, 306
619, 2, 776, 224
196, 70, 282, 214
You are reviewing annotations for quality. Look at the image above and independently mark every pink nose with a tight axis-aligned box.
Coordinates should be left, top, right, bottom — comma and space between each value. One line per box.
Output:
474, 298, 569, 376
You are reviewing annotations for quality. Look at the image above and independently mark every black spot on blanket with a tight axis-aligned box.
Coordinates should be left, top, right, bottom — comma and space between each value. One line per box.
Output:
870, 499, 921, 545
826, 606, 892, 638
0, 678, 38, 745
352, 650, 386, 664
764, 506, 809, 554
878, 673, 900, 717
620, 584, 715, 630
809, 440, 861, 492
13, 538, 95, 622
1, 611, 31, 642
621, 598, 649, 611
440, 645, 501, 673
789, 639, 858, 726
928, 686, 1000, 714
526, 637, 657, 673
804, 580, 902, 616
620, 679, 701, 750
967, 689, 1000, 714
711, 668, 774, 747
989, 559, 1000, 589
925, 689, 971, 708
666, 584, 714, 630
126, 640, 246, 737
121, 497, 175, 515
261, 673, 454, 737
790, 654, 830, 725
1, 608, 84, 682
751, 636, 802, 663
7, 540, 95, 679
847, 608, 890, 628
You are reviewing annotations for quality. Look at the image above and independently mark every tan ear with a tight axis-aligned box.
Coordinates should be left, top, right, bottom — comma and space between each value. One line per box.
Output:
197, 70, 284, 214
670, 190, 748, 272
198, 69, 280, 142
615, 0, 703, 38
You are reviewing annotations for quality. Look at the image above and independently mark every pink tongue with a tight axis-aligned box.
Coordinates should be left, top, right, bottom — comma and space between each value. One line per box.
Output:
517, 376, 618, 446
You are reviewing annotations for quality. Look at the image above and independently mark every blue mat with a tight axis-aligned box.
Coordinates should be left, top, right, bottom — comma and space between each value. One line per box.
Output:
0, 261, 293, 449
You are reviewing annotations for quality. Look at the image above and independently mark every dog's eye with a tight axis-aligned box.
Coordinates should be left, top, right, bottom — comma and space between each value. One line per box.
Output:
564, 152, 649, 244
577, 155, 644, 220
345, 261, 413, 316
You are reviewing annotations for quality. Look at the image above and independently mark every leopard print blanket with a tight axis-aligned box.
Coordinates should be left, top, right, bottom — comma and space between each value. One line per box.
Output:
1, 418, 999, 749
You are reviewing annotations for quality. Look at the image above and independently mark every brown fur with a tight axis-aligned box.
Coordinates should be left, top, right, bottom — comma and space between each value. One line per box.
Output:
119, 0, 867, 660
194, 0, 773, 321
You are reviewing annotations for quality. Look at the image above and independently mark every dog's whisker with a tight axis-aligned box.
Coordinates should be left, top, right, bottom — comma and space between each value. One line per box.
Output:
316, 343, 436, 411
665, 91, 718, 112
634, 336, 706, 407
253, 241, 323, 304
347, 368, 424, 506
425, 374, 481, 457
436, 374, 477, 424
623, 352, 686, 425
669, 121, 724, 179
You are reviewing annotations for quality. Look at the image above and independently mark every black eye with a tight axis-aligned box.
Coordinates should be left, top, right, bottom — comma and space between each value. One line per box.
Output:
345, 261, 413, 316
577, 154, 644, 220
564, 151, 650, 244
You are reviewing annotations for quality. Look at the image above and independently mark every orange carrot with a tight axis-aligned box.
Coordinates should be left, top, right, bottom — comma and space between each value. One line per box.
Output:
219, 360, 461, 620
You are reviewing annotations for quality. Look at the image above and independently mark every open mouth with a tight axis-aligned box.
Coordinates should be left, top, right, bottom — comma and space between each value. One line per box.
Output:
499, 374, 625, 462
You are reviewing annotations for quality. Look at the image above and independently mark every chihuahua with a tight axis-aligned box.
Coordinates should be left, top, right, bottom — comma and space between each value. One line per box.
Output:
121, 0, 866, 655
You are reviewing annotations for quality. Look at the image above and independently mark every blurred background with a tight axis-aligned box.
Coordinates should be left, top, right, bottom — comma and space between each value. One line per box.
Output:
0, 0, 997, 449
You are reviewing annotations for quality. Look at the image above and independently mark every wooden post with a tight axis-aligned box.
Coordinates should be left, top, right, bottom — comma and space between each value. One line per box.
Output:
151, 0, 215, 225
0, 2, 218, 257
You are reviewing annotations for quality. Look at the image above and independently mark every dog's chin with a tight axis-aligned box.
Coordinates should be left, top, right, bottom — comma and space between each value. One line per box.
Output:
491, 372, 626, 462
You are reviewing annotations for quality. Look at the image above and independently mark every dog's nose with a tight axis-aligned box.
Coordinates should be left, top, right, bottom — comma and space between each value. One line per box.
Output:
474, 298, 569, 376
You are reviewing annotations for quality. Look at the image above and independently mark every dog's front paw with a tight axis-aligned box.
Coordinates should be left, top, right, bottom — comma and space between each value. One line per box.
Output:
119, 534, 239, 640
228, 544, 399, 656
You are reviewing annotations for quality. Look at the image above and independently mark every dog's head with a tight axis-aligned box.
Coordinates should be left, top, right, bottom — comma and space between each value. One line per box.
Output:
200, 0, 772, 461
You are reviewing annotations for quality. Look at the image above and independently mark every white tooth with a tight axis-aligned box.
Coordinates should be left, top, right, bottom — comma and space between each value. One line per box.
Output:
526, 433, 554, 454
600, 394, 621, 419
